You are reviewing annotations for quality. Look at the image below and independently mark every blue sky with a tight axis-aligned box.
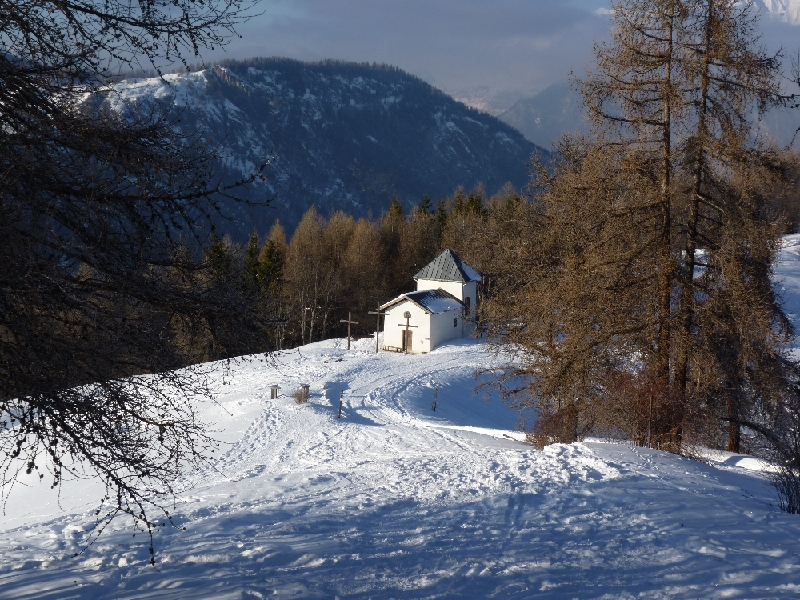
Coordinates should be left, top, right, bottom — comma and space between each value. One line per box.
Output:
204, 1, 800, 104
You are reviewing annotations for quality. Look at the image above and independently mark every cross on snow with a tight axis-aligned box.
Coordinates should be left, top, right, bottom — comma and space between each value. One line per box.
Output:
368, 309, 388, 354
340, 312, 359, 350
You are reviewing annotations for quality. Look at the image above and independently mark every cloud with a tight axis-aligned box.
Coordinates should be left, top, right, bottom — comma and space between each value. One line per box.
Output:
204, 0, 798, 108
208, 0, 610, 97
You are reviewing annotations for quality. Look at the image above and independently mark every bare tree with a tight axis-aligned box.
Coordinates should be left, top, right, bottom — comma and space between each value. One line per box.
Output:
1, 0, 262, 561
284, 207, 336, 344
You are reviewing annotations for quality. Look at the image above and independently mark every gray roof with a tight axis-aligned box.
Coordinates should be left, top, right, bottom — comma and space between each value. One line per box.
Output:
413, 249, 481, 283
380, 288, 464, 314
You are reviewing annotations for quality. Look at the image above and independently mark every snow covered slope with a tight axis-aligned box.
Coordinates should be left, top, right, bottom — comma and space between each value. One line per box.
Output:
5, 242, 800, 597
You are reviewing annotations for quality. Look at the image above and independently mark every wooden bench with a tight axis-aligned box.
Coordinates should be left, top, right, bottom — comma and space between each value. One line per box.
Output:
382, 345, 404, 353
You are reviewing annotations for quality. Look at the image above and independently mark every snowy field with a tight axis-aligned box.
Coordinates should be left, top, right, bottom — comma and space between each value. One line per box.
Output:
3, 239, 800, 598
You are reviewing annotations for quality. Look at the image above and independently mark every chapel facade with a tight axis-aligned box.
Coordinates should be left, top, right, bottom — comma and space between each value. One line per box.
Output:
379, 249, 481, 354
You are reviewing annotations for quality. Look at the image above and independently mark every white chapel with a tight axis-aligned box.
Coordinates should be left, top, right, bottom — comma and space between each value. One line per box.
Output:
379, 249, 482, 353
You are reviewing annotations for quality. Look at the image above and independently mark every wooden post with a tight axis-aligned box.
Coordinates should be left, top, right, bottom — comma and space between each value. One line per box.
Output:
432, 386, 439, 411
397, 311, 418, 353
368, 309, 387, 354
338, 391, 343, 419
340, 312, 359, 350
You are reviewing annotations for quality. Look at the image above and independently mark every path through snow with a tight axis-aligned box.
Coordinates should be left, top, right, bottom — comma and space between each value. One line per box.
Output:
13, 226, 800, 600
2, 337, 800, 598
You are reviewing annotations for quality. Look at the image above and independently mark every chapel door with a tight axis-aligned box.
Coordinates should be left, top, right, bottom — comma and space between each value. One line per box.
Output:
402, 329, 413, 352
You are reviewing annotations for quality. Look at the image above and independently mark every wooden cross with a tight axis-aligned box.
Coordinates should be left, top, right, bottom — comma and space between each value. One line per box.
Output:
340, 312, 359, 350
368, 309, 388, 354
397, 310, 418, 354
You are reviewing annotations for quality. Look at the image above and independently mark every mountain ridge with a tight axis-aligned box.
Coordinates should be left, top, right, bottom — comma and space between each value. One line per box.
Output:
103, 58, 543, 239
499, 77, 799, 151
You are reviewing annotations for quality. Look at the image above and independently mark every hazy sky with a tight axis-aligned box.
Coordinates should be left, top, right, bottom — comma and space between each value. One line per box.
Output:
204, 1, 800, 104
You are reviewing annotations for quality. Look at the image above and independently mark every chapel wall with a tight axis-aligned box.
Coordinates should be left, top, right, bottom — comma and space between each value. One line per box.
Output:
383, 301, 430, 353
429, 308, 463, 350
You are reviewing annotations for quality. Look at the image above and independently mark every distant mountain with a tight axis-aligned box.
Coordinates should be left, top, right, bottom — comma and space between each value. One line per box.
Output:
103, 58, 542, 239
500, 78, 798, 151
447, 86, 533, 117
756, 105, 800, 148
756, 0, 800, 25
497, 82, 589, 151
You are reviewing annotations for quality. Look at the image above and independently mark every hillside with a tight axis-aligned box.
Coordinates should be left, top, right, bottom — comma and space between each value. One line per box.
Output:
103, 59, 541, 239
3, 237, 800, 597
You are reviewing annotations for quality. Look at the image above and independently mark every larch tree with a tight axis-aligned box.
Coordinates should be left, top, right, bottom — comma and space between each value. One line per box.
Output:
484, 0, 799, 453
672, 0, 791, 451
283, 207, 349, 345
441, 185, 489, 270
343, 218, 384, 317
322, 212, 357, 336
581, 0, 692, 447
399, 205, 439, 291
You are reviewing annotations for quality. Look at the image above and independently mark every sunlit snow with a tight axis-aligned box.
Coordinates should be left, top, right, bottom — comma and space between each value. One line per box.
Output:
3, 244, 800, 597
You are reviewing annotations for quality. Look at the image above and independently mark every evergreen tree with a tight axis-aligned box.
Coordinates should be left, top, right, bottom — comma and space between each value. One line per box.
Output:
418, 194, 433, 216
379, 196, 407, 297
259, 222, 288, 291
204, 231, 234, 280
259, 222, 289, 348
450, 187, 468, 218
435, 199, 449, 245
244, 230, 261, 291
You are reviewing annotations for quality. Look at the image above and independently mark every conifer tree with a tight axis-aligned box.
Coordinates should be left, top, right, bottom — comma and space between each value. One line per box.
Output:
442, 185, 488, 269
284, 207, 336, 344
344, 218, 384, 316
435, 199, 449, 245
484, 0, 799, 452
400, 206, 439, 288
379, 196, 407, 297
418, 194, 434, 216
259, 222, 289, 348
244, 230, 261, 292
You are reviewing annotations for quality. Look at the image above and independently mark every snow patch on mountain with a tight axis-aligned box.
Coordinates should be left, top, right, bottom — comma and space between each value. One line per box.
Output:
756, 0, 800, 25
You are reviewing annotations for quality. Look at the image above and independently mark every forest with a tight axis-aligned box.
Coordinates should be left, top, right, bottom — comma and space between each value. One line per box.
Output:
204, 182, 524, 353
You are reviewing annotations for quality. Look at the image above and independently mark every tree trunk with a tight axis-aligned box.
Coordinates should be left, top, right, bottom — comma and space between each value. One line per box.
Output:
656, 3, 681, 449
727, 395, 741, 453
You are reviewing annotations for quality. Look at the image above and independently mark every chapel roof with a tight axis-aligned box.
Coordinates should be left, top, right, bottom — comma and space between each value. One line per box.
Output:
379, 288, 464, 314
413, 249, 481, 283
